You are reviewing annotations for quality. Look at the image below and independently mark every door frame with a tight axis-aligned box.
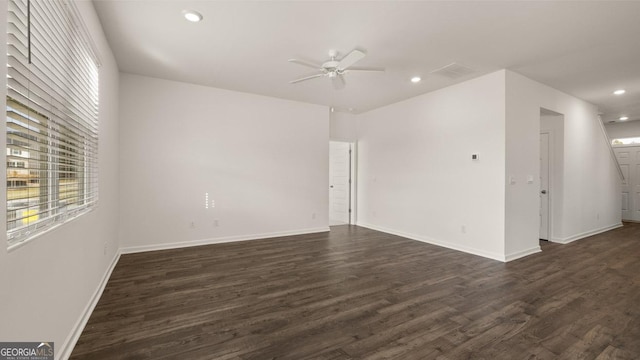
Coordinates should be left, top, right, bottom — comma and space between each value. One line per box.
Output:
329, 141, 357, 225
540, 130, 554, 241
349, 142, 357, 224
613, 144, 640, 222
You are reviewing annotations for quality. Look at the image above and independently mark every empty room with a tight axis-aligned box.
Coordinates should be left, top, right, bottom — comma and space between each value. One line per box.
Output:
1, 1, 640, 359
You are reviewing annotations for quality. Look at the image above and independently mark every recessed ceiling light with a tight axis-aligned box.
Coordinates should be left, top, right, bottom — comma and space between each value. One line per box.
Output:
619, 116, 629, 121
411, 76, 421, 83
613, 89, 626, 95
183, 10, 203, 22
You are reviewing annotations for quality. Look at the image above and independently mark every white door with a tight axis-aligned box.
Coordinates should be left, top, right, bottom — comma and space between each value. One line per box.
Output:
540, 133, 550, 240
329, 141, 351, 225
614, 146, 640, 222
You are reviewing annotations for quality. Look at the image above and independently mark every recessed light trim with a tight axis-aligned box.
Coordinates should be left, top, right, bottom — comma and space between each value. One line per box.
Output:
613, 89, 626, 95
619, 116, 629, 121
183, 10, 203, 22
410, 76, 421, 83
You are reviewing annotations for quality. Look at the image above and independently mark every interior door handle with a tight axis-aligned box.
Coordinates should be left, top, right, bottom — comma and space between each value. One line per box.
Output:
541, 190, 547, 194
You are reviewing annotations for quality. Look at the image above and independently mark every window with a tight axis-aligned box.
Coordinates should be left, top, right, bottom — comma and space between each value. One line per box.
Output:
612, 137, 640, 146
6, 0, 100, 247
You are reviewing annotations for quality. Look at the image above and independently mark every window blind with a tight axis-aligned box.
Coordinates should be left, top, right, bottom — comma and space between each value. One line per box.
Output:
6, 0, 99, 246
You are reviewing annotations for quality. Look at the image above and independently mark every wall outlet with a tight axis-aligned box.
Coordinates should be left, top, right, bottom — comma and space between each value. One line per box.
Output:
214, 219, 219, 227
190, 221, 195, 229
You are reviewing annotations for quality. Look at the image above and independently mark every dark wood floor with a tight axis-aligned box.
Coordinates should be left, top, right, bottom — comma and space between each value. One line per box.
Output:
71, 223, 640, 359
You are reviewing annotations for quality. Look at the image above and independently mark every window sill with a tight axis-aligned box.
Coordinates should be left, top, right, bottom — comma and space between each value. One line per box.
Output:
7, 207, 96, 253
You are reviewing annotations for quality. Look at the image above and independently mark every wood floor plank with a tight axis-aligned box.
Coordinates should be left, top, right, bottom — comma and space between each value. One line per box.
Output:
71, 223, 640, 359
595, 345, 638, 360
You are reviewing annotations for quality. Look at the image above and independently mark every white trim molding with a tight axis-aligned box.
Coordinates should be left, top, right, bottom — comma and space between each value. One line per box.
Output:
59, 250, 121, 360
539, 129, 554, 242
551, 222, 623, 244
357, 222, 507, 262
505, 246, 542, 262
120, 227, 330, 254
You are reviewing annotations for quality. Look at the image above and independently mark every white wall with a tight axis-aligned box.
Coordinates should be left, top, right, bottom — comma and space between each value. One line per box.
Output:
356, 69, 620, 262
505, 71, 621, 252
0, 2, 121, 359
330, 111, 357, 142
356, 71, 507, 261
605, 121, 640, 140
118, 74, 329, 252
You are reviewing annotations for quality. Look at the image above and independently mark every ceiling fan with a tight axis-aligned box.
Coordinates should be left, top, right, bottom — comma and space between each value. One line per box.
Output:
288, 49, 384, 89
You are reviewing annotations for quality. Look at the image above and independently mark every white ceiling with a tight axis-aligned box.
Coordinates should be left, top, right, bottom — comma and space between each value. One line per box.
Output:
93, 0, 640, 122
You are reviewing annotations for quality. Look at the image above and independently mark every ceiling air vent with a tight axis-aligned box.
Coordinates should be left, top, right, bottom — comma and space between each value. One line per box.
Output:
430, 63, 475, 79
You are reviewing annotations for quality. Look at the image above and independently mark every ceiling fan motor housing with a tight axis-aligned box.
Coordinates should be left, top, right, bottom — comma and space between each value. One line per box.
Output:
289, 48, 382, 87
323, 60, 340, 69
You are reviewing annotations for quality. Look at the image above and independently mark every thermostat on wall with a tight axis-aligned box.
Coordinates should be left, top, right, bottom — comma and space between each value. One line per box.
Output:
471, 153, 479, 161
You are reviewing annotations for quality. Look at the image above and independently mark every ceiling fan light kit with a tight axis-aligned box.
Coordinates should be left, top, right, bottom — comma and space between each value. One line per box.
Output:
288, 49, 384, 89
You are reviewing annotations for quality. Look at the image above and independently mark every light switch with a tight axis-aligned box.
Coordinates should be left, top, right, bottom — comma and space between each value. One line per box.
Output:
472, 153, 479, 161
509, 176, 516, 185
527, 175, 534, 184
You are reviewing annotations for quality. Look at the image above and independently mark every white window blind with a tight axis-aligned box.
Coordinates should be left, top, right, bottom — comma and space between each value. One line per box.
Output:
6, 0, 99, 247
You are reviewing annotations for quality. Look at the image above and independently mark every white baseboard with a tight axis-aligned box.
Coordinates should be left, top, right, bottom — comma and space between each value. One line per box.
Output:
55, 221, 621, 359
505, 246, 542, 262
357, 222, 507, 262
58, 250, 121, 360
120, 227, 330, 254
552, 222, 623, 244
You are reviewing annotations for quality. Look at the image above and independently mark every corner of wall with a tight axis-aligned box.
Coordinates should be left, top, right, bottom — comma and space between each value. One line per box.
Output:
504, 70, 622, 255
504, 70, 544, 258
356, 70, 508, 261
117, 75, 330, 250
0, 2, 122, 356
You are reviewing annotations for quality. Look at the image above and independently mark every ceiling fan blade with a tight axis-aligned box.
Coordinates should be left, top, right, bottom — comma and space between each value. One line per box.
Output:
332, 74, 346, 90
345, 67, 385, 73
337, 49, 366, 70
288, 58, 322, 69
290, 73, 324, 84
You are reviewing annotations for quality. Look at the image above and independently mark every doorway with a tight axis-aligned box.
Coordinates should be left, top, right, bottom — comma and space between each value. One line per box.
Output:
540, 132, 550, 240
613, 146, 640, 222
540, 108, 564, 242
329, 141, 353, 225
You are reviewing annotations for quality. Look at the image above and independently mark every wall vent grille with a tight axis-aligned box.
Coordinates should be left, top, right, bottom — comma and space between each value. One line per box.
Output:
430, 63, 475, 79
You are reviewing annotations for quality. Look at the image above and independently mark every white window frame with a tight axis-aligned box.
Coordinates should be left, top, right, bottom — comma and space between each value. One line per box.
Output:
6, 0, 101, 249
